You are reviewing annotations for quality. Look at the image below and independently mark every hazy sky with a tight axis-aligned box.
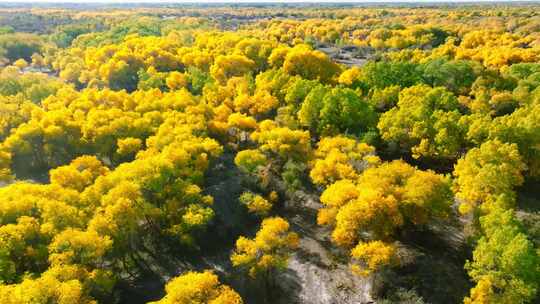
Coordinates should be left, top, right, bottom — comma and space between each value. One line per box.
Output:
4, 0, 537, 3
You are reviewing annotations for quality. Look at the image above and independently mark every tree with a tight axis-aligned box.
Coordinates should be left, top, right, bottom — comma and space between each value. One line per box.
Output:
298, 84, 328, 133
0, 33, 43, 63
350, 241, 397, 276
369, 85, 401, 111
234, 149, 267, 174
149, 271, 243, 304
250, 120, 311, 163
234, 38, 274, 71
239, 192, 273, 217
13, 59, 28, 70
231, 217, 299, 278
48, 228, 112, 267
116, 137, 143, 159
421, 58, 478, 95
310, 136, 380, 186
210, 54, 256, 84
137, 68, 167, 91
338, 67, 364, 90
0, 268, 98, 304
319, 160, 452, 274
488, 102, 540, 178
226, 113, 258, 144
360, 61, 422, 90
284, 78, 321, 113
166, 71, 188, 91
317, 179, 360, 226
100, 60, 140, 92
453, 140, 526, 215
299, 87, 377, 136
282, 44, 341, 83
464, 207, 539, 304
50, 155, 109, 192
378, 84, 466, 159
51, 23, 94, 48
319, 88, 377, 135
0, 147, 11, 182
233, 90, 279, 117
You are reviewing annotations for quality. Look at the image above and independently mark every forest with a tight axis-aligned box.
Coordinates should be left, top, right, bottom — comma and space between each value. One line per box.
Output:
0, 2, 539, 304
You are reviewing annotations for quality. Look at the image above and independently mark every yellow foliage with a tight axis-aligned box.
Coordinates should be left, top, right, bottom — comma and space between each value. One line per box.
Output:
116, 137, 143, 156
463, 277, 496, 304
318, 179, 359, 226
239, 192, 273, 216
310, 136, 380, 186
227, 113, 257, 131
50, 156, 109, 192
149, 271, 242, 304
317, 160, 451, 275
13, 59, 28, 69
350, 241, 397, 276
250, 120, 311, 162
453, 140, 525, 215
282, 44, 341, 83
338, 67, 362, 87
166, 71, 188, 90
231, 217, 299, 278
234, 149, 267, 173
210, 54, 256, 84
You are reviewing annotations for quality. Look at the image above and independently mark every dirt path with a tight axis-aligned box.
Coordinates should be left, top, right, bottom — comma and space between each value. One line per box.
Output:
205, 152, 375, 304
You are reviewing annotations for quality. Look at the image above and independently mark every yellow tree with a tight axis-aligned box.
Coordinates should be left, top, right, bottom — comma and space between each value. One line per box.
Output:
350, 240, 398, 276
50, 155, 109, 192
210, 54, 256, 84
0, 268, 98, 304
231, 217, 299, 280
310, 136, 380, 186
234, 149, 267, 174
319, 160, 452, 275
250, 120, 311, 163
453, 140, 526, 215
239, 192, 273, 217
282, 44, 341, 83
149, 271, 243, 304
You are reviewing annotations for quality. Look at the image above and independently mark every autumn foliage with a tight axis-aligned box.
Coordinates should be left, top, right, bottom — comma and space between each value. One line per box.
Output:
0, 4, 539, 304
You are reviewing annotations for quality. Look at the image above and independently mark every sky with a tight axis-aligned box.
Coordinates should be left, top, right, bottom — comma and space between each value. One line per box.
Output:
2, 0, 537, 3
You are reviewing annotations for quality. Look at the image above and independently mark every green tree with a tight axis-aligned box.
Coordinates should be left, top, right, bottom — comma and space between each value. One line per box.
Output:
299, 87, 377, 136
465, 206, 539, 304
378, 84, 466, 159
361, 61, 422, 90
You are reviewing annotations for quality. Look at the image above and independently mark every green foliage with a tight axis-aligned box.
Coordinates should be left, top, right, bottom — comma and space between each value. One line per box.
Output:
282, 160, 308, 191
0, 33, 44, 63
137, 68, 168, 91
299, 86, 377, 135
361, 61, 423, 90
369, 85, 401, 111
186, 67, 211, 95
51, 23, 95, 48
378, 84, 465, 159
465, 206, 539, 304
284, 77, 321, 113
421, 58, 479, 95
